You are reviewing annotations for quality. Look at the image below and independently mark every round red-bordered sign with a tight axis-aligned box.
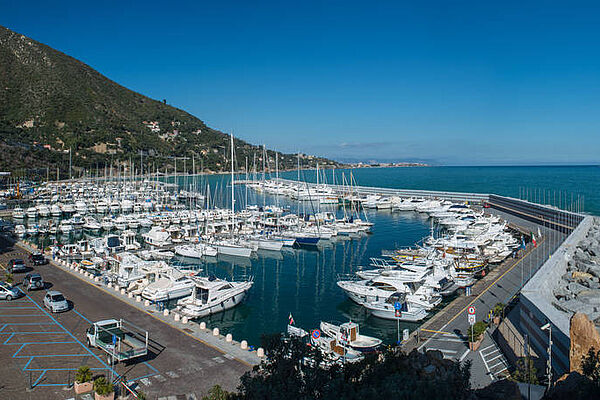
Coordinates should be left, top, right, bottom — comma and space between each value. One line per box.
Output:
467, 306, 476, 315
312, 329, 321, 339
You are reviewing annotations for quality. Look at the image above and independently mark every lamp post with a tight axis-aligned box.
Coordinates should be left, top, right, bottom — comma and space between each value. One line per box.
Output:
541, 322, 553, 392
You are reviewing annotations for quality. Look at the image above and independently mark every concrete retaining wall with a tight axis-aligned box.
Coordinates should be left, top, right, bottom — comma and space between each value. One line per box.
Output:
520, 216, 595, 375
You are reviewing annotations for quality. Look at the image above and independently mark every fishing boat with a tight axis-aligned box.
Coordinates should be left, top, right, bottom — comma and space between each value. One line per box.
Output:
320, 321, 382, 353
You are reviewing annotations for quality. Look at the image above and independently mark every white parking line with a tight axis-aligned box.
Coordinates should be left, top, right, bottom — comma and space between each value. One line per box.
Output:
487, 354, 503, 363
481, 349, 500, 358
426, 347, 458, 354
479, 349, 494, 382
459, 349, 470, 362
428, 337, 465, 343
488, 360, 506, 369
479, 344, 495, 352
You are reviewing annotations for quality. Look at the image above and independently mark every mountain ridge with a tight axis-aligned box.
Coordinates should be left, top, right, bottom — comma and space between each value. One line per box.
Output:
0, 25, 337, 177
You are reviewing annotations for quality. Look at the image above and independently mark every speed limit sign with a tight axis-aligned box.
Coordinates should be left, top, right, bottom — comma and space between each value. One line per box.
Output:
467, 306, 476, 315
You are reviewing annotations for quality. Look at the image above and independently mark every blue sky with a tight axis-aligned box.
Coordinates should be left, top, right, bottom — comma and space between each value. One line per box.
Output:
2, 1, 599, 165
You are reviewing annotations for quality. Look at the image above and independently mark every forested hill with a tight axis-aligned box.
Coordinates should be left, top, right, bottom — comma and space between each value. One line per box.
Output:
0, 25, 336, 177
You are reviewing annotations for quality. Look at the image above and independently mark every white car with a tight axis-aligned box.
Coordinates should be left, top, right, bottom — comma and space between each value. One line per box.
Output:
0, 282, 22, 301
43, 291, 69, 313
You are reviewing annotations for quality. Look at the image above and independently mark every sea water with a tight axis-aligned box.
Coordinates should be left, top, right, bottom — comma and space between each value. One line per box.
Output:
166, 165, 598, 346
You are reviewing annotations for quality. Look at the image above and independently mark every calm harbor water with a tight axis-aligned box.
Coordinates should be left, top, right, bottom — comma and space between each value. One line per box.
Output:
162, 165, 599, 346
29, 166, 599, 346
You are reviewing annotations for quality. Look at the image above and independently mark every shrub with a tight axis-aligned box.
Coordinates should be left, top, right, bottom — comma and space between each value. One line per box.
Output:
468, 321, 488, 342
511, 356, 539, 384
202, 385, 232, 400
93, 376, 114, 395
75, 365, 92, 383
492, 303, 505, 318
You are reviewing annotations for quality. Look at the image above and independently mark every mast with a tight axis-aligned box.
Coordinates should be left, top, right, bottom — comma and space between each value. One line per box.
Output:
231, 132, 235, 238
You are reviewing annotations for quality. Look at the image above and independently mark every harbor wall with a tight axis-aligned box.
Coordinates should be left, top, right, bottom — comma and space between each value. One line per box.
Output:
276, 178, 489, 204
519, 216, 595, 376
487, 195, 583, 233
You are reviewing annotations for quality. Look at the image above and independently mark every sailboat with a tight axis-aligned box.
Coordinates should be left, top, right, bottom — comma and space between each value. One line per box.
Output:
214, 132, 253, 258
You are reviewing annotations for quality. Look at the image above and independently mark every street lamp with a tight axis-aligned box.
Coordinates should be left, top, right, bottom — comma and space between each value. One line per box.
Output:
541, 322, 552, 392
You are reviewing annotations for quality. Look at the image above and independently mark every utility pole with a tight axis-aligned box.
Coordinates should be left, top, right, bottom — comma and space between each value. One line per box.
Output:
69, 147, 72, 180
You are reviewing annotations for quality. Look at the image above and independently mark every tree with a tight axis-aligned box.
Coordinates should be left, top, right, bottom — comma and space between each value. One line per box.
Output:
581, 347, 600, 388
234, 334, 472, 400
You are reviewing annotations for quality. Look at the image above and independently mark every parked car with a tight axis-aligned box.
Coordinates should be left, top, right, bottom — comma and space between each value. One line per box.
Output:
7, 259, 27, 273
0, 282, 23, 301
43, 291, 69, 313
23, 273, 44, 291
29, 253, 48, 266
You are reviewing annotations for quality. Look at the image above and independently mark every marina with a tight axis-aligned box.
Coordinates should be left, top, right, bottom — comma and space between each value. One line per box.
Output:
0, 165, 595, 397
2, 3, 599, 398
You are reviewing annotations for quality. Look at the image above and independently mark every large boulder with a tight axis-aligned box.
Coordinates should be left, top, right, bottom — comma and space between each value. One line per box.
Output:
569, 312, 600, 373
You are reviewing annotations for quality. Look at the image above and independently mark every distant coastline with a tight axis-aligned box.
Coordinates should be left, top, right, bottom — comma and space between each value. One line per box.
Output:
345, 162, 429, 168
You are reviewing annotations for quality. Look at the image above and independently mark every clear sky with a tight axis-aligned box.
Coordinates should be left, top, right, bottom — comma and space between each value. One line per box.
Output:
2, 1, 599, 165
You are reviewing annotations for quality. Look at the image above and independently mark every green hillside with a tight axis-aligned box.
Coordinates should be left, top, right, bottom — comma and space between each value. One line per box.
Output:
0, 25, 336, 178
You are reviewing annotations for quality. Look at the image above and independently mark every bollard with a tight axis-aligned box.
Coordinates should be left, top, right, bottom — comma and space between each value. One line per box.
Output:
174, 313, 180, 322
107, 283, 112, 289
135, 295, 141, 302
240, 340, 248, 350
226, 333, 232, 343
212, 328, 219, 336
257, 348, 265, 357
163, 309, 169, 316
199, 322, 206, 330
144, 300, 150, 306
120, 288, 126, 295
128, 292, 133, 299
182, 316, 188, 324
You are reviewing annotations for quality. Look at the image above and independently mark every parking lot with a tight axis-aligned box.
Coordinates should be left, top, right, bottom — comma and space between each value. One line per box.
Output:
0, 238, 250, 399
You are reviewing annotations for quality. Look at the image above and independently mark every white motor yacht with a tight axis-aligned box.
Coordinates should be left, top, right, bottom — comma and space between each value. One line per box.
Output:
214, 239, 253, 258
12, 207, 25, 219
141, 268, 195, 302
51, 204, 62, 217
83, 216, 101, 233
176, 275, 253, 318
143, 227, 172, 248
14, 224, 26, 237
26, 206, 38, 219
37, 204, 50, 217
100, 216, 115, 231
363, 292, 429, 321
175, 243, 218, 259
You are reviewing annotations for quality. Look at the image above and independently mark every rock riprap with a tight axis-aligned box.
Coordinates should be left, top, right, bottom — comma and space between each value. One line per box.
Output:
553, 218, 600, 325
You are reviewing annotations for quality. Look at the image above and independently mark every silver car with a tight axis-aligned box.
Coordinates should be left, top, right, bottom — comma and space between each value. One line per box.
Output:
0, 282, 22, 301
43, 291, 69, 313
